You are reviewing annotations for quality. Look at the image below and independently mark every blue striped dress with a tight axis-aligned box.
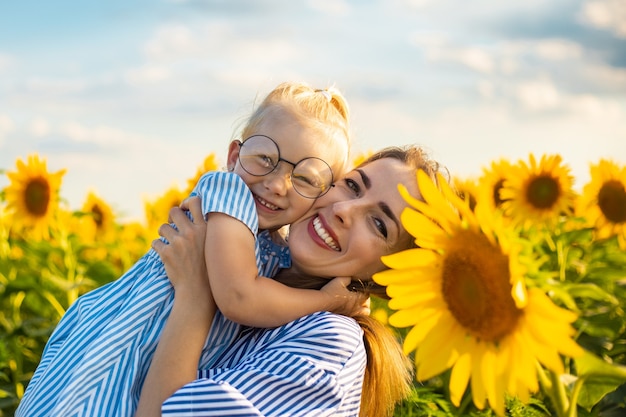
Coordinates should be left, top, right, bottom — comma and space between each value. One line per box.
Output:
16, 171, 291, 417
166, 311, 366, 417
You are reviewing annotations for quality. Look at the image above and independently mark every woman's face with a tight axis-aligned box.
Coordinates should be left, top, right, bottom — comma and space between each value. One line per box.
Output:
287, 157, 421, 281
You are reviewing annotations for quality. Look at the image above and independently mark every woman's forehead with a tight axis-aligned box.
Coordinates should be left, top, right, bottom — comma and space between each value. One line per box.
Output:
360, 158, 419, 195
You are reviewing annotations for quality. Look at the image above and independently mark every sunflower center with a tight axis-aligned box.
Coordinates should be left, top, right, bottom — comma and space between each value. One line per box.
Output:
526, 175, 559, 209
441, 229, 521, 342
493, 179, 506, 207
598, 180, 626, 224
24, 177, 51, 216
91, 205, 104, 227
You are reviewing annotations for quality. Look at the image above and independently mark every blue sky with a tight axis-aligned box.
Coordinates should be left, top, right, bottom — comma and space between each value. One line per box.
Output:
1, 0, 625, 220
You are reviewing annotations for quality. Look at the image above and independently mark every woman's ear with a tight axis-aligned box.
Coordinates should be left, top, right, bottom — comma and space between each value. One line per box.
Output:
226, 140, 241, 171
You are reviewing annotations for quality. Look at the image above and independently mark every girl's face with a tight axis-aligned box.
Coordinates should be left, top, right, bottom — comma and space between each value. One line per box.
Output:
287, 158, 420, 281
227, 111, 348, 231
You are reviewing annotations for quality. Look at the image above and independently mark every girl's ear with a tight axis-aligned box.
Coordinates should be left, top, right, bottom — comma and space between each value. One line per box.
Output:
226, 140, 241, 171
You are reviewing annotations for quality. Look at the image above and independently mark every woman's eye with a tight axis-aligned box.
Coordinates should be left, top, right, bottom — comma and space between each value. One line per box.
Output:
345, 178, 360, 195
374, 217, 388, 238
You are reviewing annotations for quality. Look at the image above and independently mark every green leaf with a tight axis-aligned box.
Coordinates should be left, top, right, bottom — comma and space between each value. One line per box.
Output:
575, 351, 626, 410
568, 283, 618, 305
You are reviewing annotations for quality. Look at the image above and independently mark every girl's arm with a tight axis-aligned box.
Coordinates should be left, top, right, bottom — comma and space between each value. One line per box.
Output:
135, 199, 215, 417
203, 211, 365, 327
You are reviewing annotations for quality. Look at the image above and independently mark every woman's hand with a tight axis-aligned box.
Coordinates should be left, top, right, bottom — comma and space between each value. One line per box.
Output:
152, 196, 209, 296
321, 277, 370, 317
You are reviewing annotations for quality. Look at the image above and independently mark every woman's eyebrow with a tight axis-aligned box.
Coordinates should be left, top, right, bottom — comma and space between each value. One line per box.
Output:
357, 168, 401, 233
357, 169, 371, 189
380, 202, 400, 232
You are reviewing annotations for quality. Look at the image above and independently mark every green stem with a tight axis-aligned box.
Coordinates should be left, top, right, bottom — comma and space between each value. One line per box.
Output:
456, 392, 472, 416
556, 238, 567, 282
549, 369, 570, 417
567, 376, 586, 417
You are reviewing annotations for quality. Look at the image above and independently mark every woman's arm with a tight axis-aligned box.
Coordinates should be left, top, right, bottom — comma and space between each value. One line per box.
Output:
135, 198, 215, 417
161, 312, 366, 416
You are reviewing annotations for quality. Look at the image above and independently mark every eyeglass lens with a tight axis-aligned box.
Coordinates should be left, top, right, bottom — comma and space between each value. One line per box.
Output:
238, 135, 333, 198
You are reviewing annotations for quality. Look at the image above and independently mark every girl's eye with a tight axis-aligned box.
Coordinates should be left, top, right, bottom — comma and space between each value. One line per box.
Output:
345, 178, 360, 195
374, 217, 388, 238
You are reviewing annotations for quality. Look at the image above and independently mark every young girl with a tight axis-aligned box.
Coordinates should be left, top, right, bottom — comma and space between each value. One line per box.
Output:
16, 81, 361, 417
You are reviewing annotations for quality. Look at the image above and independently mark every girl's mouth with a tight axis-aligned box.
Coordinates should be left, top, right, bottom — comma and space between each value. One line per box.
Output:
254, 194, 280, 211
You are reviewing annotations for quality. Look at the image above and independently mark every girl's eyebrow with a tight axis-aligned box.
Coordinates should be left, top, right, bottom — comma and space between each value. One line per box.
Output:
357, 168, 400, 233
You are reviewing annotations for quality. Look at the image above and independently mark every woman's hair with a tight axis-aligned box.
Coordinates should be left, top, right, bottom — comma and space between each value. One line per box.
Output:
276, 144, 448, 416
356, 314, 413, 417
238, 81, 352, 173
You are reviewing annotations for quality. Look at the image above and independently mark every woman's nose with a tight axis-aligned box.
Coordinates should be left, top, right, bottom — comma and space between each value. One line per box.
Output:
330, 200, 355, 227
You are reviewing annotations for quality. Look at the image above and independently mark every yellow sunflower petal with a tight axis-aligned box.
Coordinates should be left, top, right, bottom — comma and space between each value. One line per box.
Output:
378, 247, 440, 271
400, 207, 448, 242
397, 307, 445, 353
470, 347, 487, 410
528, 288, 578, 323
449, 352, 471, 406
387, 287, 438, 310
415, 316, 459, 379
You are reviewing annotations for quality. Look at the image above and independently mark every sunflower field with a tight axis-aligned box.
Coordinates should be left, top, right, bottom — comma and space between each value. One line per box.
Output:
1, 152, 626, 417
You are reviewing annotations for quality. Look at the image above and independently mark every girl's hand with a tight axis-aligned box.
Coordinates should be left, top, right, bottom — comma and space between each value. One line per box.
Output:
152, 196, 208, 296
321, 277, 370, 317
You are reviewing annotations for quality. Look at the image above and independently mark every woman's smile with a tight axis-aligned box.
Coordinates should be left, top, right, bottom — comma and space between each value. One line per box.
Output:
310, 215, 341, 251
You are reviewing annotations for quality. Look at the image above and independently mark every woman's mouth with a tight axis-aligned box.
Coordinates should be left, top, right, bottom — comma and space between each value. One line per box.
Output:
312, 216, 340, 251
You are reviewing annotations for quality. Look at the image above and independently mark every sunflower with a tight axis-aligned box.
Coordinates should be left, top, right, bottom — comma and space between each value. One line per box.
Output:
373, 170, 583, 416
184, 153, 220, 195
477, 158, 514, 214
77, 191, 117, 242
500, 154, 576, 229
4, 154, 66, 240
144, 185, 187, 237
452, 176, 479, 211
351, 150, 374, 170
578, 159, 626, 249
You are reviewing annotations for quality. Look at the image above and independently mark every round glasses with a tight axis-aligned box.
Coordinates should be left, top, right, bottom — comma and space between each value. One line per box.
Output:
238, 135, 334, 198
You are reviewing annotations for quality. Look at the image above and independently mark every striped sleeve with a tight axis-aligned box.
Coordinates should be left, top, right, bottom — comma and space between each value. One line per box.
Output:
162, 312, 365, 417
190, 171, 258, 236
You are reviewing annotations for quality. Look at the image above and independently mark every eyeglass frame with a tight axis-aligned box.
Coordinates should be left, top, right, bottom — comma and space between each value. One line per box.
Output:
237, 135, 335, 199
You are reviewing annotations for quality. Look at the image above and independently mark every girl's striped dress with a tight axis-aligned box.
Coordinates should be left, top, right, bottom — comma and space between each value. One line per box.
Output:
16, 171, 291, 417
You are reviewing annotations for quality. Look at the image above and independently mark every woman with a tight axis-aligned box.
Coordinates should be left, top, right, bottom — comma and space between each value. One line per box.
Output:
137, 145, 446, 417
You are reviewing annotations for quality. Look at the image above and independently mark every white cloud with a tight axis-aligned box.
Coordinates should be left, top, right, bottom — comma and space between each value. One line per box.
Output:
308, 0, 351, 16
59, 122, 151, 147
145, 24, 199, 62
0, 114, 15, 144
24, 77, 88, 95
29, 118, 50, 137
533, 39, 583, 60
412, 35, 495, 74
516, 78, 561, 111
580, 0, 626, 38
142, 22, 303, 68
0, 53, 15, 71
584, 63, 626, 88
125, 65, 171, 85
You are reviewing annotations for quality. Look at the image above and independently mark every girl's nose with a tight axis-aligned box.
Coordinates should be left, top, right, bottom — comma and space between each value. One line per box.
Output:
263, 163, 292, 195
